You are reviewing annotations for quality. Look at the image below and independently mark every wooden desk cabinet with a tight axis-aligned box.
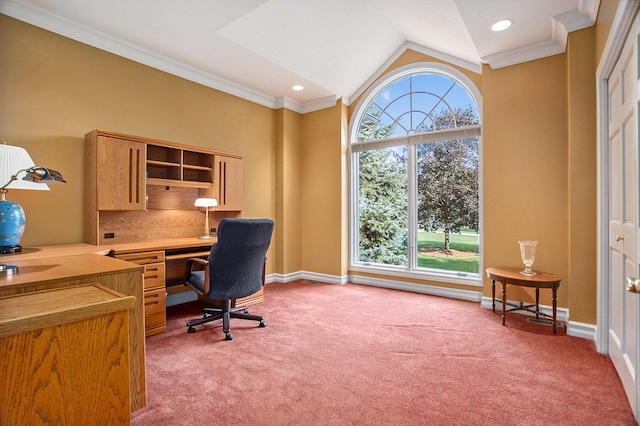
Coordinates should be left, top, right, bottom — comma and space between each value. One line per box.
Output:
113, 242, 263, 337
0, 254, 146, 412
0, 284, 135, 424
114, 250, 167, 337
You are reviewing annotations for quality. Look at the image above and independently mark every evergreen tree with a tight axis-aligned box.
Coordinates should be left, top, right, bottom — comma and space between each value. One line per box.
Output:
357, 116, 407, 265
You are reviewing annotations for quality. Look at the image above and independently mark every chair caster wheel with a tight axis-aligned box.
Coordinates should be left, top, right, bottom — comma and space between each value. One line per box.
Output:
259, 321, 266, 328
187, 326, 196, 334
225, 333, 233, 340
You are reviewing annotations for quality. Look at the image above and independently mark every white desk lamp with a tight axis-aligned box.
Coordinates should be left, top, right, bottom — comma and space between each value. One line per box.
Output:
195, 197, 218, 239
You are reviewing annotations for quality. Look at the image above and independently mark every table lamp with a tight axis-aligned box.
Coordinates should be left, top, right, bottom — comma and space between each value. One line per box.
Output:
0, 144, 66, 274
195, 197, 218, 239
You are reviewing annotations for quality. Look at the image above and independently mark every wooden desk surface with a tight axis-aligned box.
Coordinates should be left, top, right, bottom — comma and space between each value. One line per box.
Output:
0, 237, 215, 262
0, 254, 141, 292
0, 284, 135, 338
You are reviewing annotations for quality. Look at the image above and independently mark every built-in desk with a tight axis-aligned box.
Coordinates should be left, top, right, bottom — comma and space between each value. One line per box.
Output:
0, 237, 263, 410
0, 253, 146, 412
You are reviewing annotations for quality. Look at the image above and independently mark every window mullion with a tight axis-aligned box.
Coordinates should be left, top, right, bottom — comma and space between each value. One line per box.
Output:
407, 144, 417, 271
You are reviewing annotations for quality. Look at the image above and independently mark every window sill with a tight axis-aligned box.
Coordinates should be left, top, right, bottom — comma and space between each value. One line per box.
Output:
349, 263, 482, 287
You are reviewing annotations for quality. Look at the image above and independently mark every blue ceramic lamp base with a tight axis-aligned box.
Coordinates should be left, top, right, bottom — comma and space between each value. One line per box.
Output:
0, 199, 25, 248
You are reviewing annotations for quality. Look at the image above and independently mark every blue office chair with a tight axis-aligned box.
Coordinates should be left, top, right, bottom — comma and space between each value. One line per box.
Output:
185, 218, 274, 340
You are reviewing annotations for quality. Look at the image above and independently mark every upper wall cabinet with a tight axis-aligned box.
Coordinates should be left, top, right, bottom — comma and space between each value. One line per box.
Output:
87, 133, 147, 211
84, 129, 243, 244
214, 155, 242, 211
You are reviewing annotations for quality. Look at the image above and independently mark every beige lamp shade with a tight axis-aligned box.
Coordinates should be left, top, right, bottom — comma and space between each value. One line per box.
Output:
194, 198, 218, 207
0, 144, 49, 191
195, 198, 217, 239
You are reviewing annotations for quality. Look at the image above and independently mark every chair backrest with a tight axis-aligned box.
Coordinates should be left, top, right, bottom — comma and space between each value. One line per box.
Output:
206, 218, 274, 300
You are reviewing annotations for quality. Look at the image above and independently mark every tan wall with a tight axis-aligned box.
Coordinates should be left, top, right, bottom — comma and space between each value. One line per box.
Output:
275, 108, 303, 274
0, 15, 276, 270
595, 0, 621, 65
567, 27, 598, 323
300, 103, 345, 277
482, 54, 569, 308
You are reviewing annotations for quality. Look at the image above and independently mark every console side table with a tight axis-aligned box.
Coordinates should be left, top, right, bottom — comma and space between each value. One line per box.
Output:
486, 267, 562, 334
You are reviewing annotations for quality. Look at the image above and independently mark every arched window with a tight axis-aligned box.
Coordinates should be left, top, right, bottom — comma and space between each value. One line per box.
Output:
349, 63, 482, 285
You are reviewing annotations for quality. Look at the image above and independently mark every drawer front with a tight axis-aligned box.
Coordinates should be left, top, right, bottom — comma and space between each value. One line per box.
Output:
143, 262, 165, 290
115, 250, 165, 265
144, 288, 166, 336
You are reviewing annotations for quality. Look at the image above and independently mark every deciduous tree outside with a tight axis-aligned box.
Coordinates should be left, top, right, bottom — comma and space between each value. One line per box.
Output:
417, 106, 479, 252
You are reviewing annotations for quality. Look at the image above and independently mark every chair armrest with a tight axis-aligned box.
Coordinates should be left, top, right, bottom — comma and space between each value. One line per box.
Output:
186, 257, 211, 295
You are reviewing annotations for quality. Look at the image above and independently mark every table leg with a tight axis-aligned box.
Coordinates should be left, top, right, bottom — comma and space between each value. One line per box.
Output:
535, 287, 540, 320
552, 284, 558, 334
492, 279, 496, 312
501, 281, 507, 327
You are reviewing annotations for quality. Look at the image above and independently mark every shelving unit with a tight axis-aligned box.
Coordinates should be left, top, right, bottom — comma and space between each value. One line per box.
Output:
85, 129, 243, 246
146, 144, 214, 190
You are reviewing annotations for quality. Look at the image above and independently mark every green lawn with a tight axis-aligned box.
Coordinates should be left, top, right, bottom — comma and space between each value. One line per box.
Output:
418, 231, 479, 273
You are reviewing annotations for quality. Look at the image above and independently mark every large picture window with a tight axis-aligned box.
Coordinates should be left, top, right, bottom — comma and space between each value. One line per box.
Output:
349, 63, 482, 285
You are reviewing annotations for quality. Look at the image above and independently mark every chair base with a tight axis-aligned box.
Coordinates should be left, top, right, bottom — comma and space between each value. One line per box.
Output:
186, 304, 266, 340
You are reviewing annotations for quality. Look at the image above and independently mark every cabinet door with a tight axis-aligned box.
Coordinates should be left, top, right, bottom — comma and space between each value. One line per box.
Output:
96, 136, 146, 211
214, 155, 242, 211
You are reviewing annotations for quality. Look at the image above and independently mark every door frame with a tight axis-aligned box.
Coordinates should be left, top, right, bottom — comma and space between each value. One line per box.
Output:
597, 1, 640, 355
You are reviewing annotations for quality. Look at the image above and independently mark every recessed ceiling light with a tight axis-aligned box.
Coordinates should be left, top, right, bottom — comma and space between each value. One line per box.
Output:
491, 19, 513, 32
291, 85, 304, 91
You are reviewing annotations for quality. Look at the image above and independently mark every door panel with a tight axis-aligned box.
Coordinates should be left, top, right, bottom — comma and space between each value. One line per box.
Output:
608, 22, 639, 419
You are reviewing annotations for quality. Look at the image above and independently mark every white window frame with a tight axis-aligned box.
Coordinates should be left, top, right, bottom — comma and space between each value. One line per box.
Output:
348, 62, 483, 287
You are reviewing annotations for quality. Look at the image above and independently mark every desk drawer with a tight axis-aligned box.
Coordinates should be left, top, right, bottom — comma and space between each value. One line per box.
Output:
116, 250, 165, 265
144, 288, 166, 337
143, 262, 165, 291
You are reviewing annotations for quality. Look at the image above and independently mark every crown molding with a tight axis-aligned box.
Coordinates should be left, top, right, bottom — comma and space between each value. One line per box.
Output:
481, 39, 565, 69
274, 95, 338, 114
0, 0, 341, 114
483, 2, 598, 70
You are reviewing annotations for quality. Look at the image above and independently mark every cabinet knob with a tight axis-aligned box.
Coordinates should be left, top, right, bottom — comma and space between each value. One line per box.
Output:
616, 235, 624, 241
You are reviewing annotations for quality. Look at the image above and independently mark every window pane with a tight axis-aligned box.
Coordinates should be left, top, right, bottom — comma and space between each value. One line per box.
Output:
351, 67, 481, 280
416, 136, 479, 273
357, 72, 479, 142
357, 147, 408, 266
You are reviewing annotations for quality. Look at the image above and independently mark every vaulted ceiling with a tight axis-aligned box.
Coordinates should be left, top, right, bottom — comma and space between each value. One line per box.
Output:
0, 0, 599, 113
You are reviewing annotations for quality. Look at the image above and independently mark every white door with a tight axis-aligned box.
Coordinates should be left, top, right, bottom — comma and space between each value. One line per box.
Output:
608, 17, 639, 419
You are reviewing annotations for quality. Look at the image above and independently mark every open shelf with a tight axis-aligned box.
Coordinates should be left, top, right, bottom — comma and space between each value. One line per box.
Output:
146, 144, 214, 187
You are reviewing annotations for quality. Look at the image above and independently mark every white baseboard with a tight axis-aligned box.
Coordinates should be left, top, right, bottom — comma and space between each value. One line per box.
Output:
479, 296, 596, 341
349, 274, 482, 302
480, 296, 569, 322
269, 271, 483, 302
